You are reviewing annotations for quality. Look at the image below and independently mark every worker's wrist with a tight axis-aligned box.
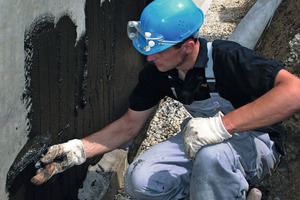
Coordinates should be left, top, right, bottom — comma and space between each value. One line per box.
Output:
81, 138, 93, 159
220, 114, 235, 135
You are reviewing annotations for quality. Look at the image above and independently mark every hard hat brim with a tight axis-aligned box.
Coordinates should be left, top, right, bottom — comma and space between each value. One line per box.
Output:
132, 40, 173, 55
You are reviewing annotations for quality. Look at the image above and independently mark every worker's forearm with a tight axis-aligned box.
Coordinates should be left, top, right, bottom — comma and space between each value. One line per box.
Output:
81, 107, 155, 158
81, 118, 139, 158
222, 71, 300, 134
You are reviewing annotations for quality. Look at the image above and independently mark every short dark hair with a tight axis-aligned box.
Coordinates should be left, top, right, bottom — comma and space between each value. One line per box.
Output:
173, 36, 198, 49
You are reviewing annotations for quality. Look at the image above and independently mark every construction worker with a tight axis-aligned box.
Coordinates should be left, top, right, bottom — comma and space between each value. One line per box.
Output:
34, 0, 300, 199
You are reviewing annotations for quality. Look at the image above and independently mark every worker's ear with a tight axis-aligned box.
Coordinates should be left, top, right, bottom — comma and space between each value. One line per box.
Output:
184, 39, 196, 54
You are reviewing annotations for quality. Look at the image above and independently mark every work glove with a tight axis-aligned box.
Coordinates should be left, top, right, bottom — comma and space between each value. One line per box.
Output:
182, 111, 232, 160
31, 139, 86, 185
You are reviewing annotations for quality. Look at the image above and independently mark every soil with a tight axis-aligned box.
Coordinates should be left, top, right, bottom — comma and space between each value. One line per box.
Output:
253, 0, 300, 199
115, 0, 300, 199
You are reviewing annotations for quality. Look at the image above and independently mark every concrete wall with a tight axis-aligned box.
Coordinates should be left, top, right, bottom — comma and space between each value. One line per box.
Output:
0, 0, 148, 199
0, 1, 86, 199
0, 0, 205, 199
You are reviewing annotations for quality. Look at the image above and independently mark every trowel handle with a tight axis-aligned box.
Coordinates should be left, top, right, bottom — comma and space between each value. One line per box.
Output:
31, 163, 56, 185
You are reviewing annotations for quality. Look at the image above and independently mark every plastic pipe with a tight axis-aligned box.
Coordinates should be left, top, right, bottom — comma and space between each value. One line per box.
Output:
228, 0, 282, 50
194, 0, 213, 15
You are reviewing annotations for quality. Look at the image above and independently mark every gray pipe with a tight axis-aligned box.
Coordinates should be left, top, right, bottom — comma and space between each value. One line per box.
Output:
228, 0, 282, 50
194, 0, 213, 15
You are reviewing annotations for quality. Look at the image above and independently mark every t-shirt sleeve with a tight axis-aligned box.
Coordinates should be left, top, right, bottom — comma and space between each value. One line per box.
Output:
129, 62, 168, 111
212, 40, 285, 108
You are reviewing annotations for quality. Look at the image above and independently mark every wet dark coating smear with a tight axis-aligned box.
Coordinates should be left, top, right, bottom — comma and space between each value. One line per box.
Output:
6, 132, 52, 190
6, 124, 69, 191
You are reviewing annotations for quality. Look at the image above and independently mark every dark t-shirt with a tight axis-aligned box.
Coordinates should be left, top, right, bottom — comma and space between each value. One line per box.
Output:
129, 38, 286, 155
129, 38, 284, 110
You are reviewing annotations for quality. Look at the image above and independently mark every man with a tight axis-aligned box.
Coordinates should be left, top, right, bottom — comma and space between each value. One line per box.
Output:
34, 0, 300, 199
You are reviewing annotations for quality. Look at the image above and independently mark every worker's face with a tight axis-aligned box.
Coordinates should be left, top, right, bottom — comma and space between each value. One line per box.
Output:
147, 45, 187, 72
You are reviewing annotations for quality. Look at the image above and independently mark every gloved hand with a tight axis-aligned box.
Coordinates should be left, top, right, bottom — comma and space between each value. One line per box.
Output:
182, 111, 232, 160
31, 139, 86, 185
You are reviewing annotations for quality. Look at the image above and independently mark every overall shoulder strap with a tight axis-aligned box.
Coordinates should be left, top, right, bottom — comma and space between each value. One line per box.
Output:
206, 42, 217, 95
206, 42, 214, 78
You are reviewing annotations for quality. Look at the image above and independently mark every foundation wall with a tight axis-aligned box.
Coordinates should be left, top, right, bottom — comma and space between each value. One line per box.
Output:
0, 0, 150, 199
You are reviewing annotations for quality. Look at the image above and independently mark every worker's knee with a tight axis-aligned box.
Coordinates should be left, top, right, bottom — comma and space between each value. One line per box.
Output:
124, 158, 185, 199
190, 144, 249, 199
124, 158, 170, 199
124, 159, 148, 197
193, 143, 233, 175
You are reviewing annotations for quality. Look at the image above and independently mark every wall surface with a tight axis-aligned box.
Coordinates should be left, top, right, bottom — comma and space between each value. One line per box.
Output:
0, 0, 149, 199
0, 0, 211, 199
0, 1, 85, 199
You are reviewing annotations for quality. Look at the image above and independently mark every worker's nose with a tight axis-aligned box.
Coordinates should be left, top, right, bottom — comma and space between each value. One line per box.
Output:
147, 53, 157, 62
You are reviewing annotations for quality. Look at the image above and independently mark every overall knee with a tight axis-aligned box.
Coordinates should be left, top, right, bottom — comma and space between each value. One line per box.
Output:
124, 159, 149, 195
124, 158, 183, 199
194, 144, 231, 174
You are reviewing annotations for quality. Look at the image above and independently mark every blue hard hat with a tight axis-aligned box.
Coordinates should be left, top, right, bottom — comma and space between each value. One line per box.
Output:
127, 0, 204, 55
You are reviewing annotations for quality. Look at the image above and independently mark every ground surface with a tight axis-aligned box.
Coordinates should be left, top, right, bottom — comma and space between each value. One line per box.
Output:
253, 0, 300, 199
115, 0, 300, 199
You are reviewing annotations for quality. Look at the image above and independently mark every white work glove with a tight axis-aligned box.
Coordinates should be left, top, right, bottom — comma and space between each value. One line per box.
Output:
32, 139, 86, 185
182, 111, 232, 160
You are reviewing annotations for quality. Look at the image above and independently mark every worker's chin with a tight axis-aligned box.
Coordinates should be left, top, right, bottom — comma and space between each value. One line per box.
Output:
155, 64, 169, 72
157, 68, 168, 72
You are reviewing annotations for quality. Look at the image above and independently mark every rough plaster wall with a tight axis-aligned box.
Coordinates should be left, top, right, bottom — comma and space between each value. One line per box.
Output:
0, 1, 86, 199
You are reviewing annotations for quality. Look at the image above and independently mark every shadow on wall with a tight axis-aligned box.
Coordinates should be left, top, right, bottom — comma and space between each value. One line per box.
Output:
6, 0, 149, 199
